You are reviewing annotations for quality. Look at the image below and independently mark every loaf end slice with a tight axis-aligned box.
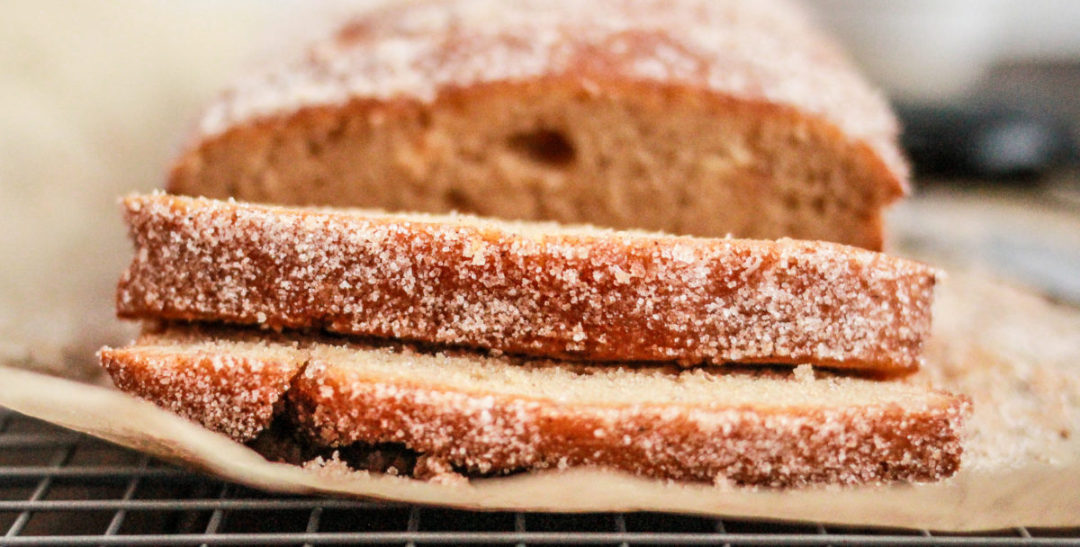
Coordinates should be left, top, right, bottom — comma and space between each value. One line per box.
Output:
99, 325, 970, 487
98, 325, 308, 441
117, 193, 939, 373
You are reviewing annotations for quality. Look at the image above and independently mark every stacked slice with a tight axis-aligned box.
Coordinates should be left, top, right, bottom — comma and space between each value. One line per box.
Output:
117, 194, 936, 372
100, 193, 969, 487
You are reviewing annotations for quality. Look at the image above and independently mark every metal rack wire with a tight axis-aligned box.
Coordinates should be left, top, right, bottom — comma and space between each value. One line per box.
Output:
0, 408, 1077, 546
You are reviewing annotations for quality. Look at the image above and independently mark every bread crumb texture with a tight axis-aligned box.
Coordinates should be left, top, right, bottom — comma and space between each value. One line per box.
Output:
169, 0, 905, 250
193, 0, 902, 176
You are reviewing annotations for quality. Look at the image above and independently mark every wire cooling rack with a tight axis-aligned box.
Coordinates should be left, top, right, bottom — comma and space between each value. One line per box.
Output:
0, 408, 1077, 546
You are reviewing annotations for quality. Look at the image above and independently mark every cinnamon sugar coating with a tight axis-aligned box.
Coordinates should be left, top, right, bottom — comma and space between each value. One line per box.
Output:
97, 327, 306, 441
293, 363, 966, 487
118, 193, 938, 372
99, 325, 968, 487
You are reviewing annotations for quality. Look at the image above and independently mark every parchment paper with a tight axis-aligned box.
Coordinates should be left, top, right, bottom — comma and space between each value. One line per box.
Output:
0, 273, 1077, 531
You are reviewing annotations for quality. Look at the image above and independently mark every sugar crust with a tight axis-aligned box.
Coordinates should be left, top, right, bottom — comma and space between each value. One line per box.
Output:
99, 325, 969, 487
97, 330, 305, 441
117, 193, 938, 372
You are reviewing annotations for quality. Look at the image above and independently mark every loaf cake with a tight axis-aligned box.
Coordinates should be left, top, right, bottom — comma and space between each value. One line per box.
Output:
99, 324, 969, 487
168, 0, 906, 249
98, 0, 964, 489
117, 193, 938, 372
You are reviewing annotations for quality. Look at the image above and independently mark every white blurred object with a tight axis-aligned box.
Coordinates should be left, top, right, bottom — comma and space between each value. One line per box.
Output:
808, 0, 1005, 101
807, 0, 1080, 101
0, 0, 294, 373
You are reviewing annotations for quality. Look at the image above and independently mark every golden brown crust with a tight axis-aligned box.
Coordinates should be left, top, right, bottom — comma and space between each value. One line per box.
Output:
97, 324, 969, 487
292, 362, 968, 486
167, 0, 906, 250
117, 193, 938, 372
97, 328, 307, 441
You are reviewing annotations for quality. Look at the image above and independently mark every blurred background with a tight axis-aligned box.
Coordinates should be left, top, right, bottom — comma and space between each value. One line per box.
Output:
1, 0, 1078, 376
808, 0, 1080, 309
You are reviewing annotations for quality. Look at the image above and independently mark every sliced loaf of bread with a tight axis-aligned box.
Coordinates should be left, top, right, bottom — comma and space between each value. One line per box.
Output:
168, 0, 905, 249
117, 193, 938, 372
99, 325, 969, 487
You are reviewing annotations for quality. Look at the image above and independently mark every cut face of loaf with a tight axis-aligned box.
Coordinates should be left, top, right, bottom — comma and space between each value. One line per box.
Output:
169, 0, 906, 250
98, 325, 970, 487
118, 194, 939, 372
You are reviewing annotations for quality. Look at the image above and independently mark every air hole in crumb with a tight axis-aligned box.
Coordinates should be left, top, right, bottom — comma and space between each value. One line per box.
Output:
445, 188, 472, 210
782, 193, 799, 210
417, 109, 432, 129
507, 129, 576, 166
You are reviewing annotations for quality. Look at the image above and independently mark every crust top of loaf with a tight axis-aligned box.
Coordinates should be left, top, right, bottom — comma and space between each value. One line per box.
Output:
193, 0, 905, 182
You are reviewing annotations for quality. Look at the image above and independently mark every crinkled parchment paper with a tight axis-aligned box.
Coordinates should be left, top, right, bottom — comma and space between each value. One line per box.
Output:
0, 273, 1077, 531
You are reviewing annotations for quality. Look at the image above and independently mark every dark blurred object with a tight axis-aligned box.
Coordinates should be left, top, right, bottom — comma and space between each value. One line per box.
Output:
899, 102, 1076, 180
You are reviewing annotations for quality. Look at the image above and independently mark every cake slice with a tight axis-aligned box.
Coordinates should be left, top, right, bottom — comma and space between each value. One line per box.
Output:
98, 326, 307, 441
99, 325, 970, 487
117, 193, 938, 373
169, 0, 905, 250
